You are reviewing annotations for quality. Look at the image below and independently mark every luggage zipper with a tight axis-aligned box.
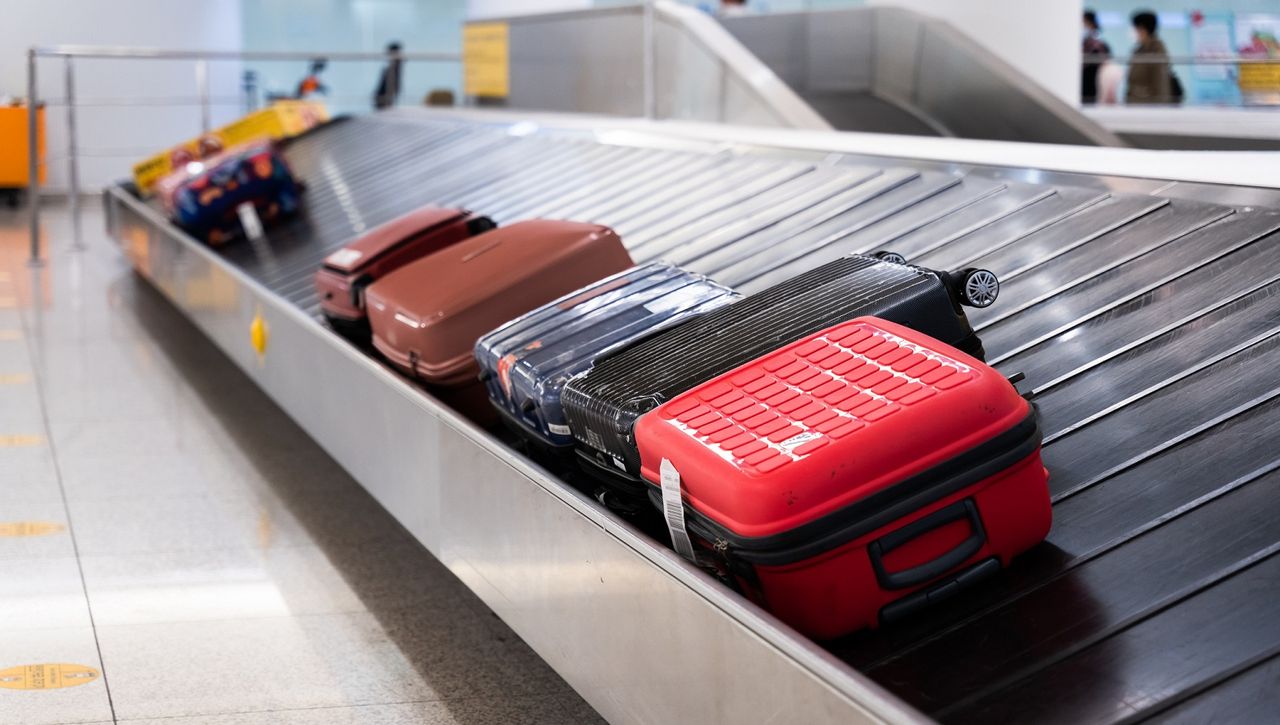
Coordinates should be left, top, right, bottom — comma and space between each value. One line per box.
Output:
705, 536, 761, 596
676, 411, 1042, 568
660, 532, 752, 594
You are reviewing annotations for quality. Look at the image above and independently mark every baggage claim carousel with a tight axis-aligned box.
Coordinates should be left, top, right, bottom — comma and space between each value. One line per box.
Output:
106, 110, 1280, 724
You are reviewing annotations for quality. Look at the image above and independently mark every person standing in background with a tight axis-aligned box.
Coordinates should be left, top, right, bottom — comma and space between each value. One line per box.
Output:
295, 58, 328, 99
1081, 10, 1110, 104
374, 42, 403, 110
1126, 11, 1173, 104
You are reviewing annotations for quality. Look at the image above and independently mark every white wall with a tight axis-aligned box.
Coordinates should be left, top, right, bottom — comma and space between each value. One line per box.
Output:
867, 0, 1082, 104
467, 0, 590, 19
0, 1, 244, 192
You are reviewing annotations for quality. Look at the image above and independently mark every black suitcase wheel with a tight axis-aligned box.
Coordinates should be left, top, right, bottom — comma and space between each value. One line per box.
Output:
959, 269, 1000, 308
595, 488, 645, 517
872, 250, 908, 265
467, 215, 498, 235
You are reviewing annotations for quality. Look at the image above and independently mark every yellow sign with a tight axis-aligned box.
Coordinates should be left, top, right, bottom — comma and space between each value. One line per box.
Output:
464, 22, 510, 98
0, 330, 20, 341
1240, 62, 1280, 92
132, 100, 330, 196
250, 312, 269, 359
0, 434, 43, 447
0, 664, 99, 690
0, 522, 65, 537
0, 297, 16, 309
0, 373, 31, 385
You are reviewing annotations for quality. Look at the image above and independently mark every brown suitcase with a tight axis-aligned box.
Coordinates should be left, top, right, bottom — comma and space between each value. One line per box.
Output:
365, 219, 633, 419
315, 206, 494, 342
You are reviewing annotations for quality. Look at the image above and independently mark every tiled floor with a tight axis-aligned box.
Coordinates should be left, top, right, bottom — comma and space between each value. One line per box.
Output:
0, 203, 605, 724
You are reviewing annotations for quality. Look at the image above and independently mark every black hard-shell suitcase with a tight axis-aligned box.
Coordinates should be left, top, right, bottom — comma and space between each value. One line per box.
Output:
559, 252, 998, 508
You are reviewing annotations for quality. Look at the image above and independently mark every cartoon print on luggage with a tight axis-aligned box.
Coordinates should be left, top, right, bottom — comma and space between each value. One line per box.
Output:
156, 139, 302, 246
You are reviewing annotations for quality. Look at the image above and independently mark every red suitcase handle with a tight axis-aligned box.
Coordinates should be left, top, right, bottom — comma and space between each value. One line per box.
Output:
868, 499, 986, 590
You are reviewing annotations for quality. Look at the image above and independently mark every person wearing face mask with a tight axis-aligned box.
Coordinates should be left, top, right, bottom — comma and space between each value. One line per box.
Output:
1125, 11, 1173, 104
1081, 10, 1111, 104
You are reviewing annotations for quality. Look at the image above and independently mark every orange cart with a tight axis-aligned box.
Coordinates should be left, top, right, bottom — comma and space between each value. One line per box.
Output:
0, 104, 46, 207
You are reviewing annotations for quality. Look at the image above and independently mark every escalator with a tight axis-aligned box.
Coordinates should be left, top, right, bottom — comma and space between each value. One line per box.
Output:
718, 7, 1125, 146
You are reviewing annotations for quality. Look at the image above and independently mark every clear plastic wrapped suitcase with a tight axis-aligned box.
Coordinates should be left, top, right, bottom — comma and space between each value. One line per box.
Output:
475, 263, 739, 457
560, 253, 998, 510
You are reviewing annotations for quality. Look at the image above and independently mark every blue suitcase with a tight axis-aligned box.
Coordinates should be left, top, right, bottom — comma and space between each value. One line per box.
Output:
159, 140, 302, 246
476, 263, 739, 457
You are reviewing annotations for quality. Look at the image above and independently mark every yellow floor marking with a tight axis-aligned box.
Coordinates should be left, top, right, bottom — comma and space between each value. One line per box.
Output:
0, 434, 44, 447
0, 664, 99, 690
0, 373, 31, 385
0, 522, 65, 537
0, 330, 20, 341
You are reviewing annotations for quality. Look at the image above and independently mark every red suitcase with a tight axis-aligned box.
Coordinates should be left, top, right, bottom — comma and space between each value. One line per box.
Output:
635, 317, 1049, 639
364, 220, 633, 421
315, 206, 495, 341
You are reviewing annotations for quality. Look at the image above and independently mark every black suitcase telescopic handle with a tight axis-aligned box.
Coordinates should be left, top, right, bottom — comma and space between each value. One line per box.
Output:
349, 274, 373, 309
868, 499, 987, 591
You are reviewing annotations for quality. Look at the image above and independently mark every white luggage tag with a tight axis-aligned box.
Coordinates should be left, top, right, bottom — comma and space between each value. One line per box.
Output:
236, 202, 265, 241
660, 458, 696, 562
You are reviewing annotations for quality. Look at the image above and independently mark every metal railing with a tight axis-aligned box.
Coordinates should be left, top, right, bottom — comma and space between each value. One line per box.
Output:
719, 6, 1127, 146
24, 45, 462, 265
468, 0, 828, 130
1083, 55, 1280, 63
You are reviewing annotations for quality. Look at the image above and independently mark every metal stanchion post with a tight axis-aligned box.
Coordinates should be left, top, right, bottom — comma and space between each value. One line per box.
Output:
65, 56, 84, 250
718, 59, 729, 123
642, 0, 656, 119
195, 59, 211, 133
27, 49, 41, 267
